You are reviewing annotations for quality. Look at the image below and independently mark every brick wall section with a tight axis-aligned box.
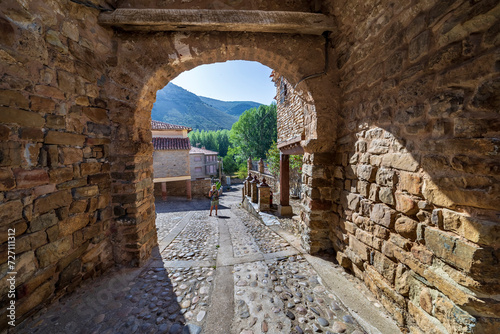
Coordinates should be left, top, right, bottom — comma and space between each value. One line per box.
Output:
153, 150, 190, 179
326, 0, 500, 332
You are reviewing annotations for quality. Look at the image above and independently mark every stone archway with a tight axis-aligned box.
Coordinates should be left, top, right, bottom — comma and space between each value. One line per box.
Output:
106, 30, 340, 265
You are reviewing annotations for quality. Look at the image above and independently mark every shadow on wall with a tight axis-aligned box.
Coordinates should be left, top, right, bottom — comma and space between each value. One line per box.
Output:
331, 75, 500, 331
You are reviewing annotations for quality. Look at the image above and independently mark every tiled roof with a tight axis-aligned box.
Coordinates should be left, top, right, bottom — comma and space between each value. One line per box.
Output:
189, 147, 218, 155
153, 137, 191, 150
151, 120, 192, 131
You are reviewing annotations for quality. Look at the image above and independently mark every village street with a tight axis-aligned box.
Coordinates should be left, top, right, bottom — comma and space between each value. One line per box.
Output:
14, 185, 397, 334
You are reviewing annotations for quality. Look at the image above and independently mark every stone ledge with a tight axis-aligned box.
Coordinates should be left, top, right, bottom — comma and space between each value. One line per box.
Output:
99, 9, 335, 35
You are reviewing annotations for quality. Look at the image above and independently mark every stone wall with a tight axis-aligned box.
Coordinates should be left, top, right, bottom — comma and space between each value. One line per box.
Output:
0, 0, 116, 329
154, 179, 210, 198
273, 73, 312, 145
325, 0, 500, 333
153, 150, 190, 179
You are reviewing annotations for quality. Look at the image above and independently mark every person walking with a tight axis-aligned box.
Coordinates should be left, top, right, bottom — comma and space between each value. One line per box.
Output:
209, 184, 219, 216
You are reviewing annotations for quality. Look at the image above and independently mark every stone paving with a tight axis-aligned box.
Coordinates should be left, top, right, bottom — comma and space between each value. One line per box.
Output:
14, 185, 374, 334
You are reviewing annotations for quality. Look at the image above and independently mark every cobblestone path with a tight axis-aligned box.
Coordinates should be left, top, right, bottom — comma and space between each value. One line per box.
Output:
15, 186, 373, 334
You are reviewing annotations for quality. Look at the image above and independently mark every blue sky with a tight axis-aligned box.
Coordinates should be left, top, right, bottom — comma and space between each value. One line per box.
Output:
170, 60, 276, 105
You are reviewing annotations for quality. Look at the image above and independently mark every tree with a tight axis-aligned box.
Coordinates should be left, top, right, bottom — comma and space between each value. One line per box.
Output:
229, 104, 277, 160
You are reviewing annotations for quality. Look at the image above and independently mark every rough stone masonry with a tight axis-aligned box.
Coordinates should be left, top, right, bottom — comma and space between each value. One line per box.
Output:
0, 0, 499, 333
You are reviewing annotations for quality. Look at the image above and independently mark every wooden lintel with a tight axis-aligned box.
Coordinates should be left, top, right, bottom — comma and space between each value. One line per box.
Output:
277, 135, 302, 150
99, 9, 334, 35
280, 145, 304, 155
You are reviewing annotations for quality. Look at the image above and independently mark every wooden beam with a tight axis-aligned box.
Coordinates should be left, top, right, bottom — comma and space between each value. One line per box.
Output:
99, 9, 334, 35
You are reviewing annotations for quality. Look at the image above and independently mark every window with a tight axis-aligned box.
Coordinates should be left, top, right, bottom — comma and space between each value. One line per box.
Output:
194, 156, 201, 162
195, 167, 202, 173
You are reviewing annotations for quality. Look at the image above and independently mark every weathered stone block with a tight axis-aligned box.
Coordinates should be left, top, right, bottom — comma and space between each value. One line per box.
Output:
349, 235, 369, 261
422, 178, 455, 209
34, 85, 65, 100
336, 251, 352, 268
45, 131, 85, 146
399, 171, 422, 195
80, 162, 101, 176
395, 216, 419, 240
419, 288, 433, 314
59, 213, 90, 237
370, 203, 396, 228
395, 192, 418, 215
382, 153, 419, 172
0, 106, 45, 127
14, 168, 49, 189
49, 167, 74, 183
0, 142, 22, 167
376, 167, 397, 187
373, 251, 397, 284
45, 115, 65, 129
29, 211, 58, 233
369, 183, 379, 201
379, 187, 395, 206
34, 190, 72, 214
0, 168, 16, 191
434, 294, 478, 334
35, 236, 73, 267
73, 185, 99, 199
411, 244, 434, 265
0, 200, 23, 226
60, 147, 83, 165
70, 200, 88, 214
83, 107, 108, 124
440, 209, 500, 247
368, 139, 390, 154
357, 164, 377, 181
395, 263, 410, 296
424, 228, 480, 273
30, 95, 56, 113
0, 89, 30, 109
20, 127, 44, 141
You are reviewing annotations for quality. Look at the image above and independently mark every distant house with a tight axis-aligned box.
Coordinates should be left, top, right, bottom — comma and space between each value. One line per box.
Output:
189, 146, 219, 180
151, 120, 192, 199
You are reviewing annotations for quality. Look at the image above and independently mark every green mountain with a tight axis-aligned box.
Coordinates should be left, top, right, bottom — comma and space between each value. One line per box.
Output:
151, 83, 262, 131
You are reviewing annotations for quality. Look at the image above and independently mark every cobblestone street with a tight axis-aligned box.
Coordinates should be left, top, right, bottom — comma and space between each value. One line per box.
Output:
14, 186, 397, 334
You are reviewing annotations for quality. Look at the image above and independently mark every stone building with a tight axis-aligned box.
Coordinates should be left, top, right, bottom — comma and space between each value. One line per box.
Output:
151, 120, 192, 200
0, 0, 499, 332
189, 146, 219, 180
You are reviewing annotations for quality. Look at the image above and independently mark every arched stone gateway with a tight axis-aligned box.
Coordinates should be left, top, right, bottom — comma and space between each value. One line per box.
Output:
105, 30, 340, 266
0, 0, 498, 332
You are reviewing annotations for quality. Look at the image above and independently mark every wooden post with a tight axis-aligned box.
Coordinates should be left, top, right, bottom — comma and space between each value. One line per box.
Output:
279, 153, 293, 216
161, 182, 167, 201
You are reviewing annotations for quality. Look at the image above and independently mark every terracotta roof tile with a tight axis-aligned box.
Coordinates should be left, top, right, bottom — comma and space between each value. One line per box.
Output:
152, 137, 191, 150
151, 120, 192, 131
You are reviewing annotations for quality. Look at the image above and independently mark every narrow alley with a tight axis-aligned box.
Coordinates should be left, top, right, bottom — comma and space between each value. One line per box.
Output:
14, 186, 398, 334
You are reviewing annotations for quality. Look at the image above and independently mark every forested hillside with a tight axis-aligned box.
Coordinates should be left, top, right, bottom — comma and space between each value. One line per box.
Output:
151, 83, 262, 131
